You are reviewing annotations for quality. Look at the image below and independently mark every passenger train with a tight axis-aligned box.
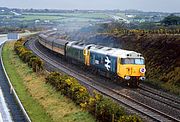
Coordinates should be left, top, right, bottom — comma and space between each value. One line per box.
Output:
38, 33, 146, 86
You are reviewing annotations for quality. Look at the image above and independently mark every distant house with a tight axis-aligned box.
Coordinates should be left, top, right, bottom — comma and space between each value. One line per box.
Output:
7, 33, 19, 40
35, 19, 40, 23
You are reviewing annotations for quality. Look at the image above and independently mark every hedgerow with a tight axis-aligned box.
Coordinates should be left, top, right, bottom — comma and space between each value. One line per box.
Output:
46, 72, 142, 122
14, 37, 43, 72
46, 72, 89, 105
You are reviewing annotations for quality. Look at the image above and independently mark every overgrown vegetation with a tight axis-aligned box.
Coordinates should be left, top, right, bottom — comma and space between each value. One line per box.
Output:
46, 72, 142, 122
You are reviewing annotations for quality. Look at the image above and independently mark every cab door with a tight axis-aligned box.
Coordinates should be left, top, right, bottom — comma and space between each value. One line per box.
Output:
117, 56, 126, 78
117, 57, 121, 75
83, 46, 90, 66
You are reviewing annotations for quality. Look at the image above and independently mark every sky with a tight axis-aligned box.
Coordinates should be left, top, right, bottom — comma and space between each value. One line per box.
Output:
0, 0, 180, 12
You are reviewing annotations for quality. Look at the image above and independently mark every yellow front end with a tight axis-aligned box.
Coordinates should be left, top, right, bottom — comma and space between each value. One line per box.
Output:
118, 64, 145, 78
117, 58, 146, 81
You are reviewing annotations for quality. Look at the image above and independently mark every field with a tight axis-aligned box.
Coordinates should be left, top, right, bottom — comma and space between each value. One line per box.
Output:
0, 12, 111, 22
17, 15, 63, 21
23, 12, 110, 19
2, 41, 95, 122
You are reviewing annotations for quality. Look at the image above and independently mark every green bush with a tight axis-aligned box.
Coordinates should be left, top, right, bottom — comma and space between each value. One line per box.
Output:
85, 91, 102, 114
14, 38, 44, 72
28, 57, 43, 72
95, 97, 125, 122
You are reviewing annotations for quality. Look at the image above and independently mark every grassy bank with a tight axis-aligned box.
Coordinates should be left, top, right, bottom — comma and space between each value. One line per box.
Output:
2, 41, 95, 122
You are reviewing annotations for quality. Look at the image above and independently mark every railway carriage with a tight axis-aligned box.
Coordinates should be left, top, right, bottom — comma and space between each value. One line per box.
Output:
66, 41, 85, 64
52, 39, 69, 56
39, 35, 54, 50
45, 37, 54, 50
39, 34, 69, 56
38, 34, 48, 46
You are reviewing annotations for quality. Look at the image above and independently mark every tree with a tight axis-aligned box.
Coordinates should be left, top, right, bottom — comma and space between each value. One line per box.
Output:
161, 14, 180, 26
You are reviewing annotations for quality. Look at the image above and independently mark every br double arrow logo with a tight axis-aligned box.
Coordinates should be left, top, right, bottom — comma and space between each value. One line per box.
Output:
105, 56, 111, 71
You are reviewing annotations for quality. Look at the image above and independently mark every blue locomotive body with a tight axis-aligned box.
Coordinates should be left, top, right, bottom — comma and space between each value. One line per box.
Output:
90, 52, 117, 74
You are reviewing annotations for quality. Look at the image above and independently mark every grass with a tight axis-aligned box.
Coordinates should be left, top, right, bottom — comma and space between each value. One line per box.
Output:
2, 41, 95, 122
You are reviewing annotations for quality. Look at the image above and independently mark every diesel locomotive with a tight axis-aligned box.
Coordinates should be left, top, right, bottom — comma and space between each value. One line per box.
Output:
38, 33, 146, 86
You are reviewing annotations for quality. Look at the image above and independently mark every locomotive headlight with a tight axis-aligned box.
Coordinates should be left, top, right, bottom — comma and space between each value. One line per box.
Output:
124, 76, 130, 80
140, 77, 146, 81
140, 68, 146, 73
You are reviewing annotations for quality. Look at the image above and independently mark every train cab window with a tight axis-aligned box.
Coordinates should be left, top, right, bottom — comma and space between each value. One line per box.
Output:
121, 59, 134, 64
135, 59, 144, 65
121, 58, 144, 65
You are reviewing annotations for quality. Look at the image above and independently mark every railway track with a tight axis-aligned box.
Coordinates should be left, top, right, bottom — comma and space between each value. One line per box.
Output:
0, 44, 28, 122
138, 85, 180, 110
26, 37, 180, 122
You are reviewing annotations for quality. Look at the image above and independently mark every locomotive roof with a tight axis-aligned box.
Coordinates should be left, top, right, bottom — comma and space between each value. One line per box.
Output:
88, 44, 144, 59
67, 41, 143, 59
